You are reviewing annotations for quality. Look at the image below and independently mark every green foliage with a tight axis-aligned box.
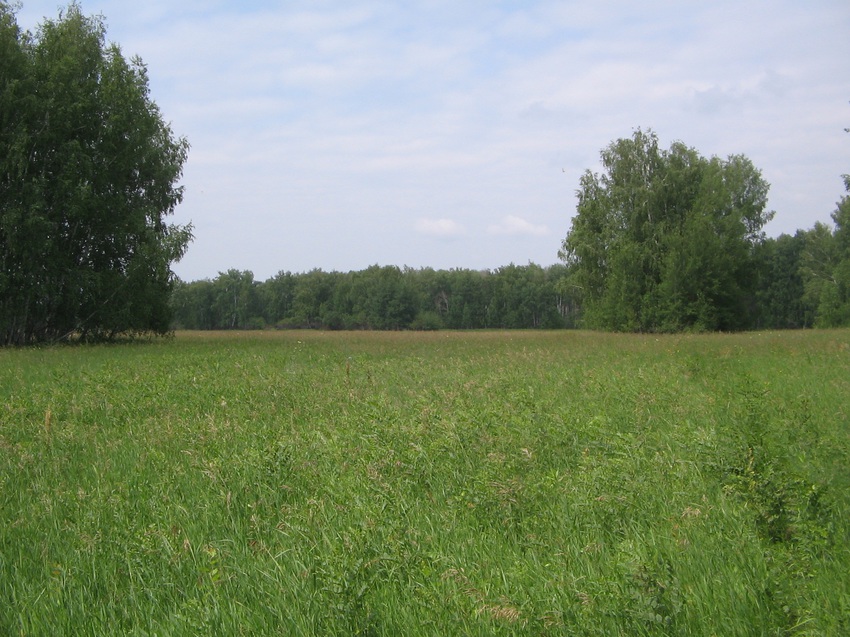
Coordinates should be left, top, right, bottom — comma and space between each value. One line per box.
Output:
1, 329, 849, 635
798, 174, 850, 327
0, 2, 191, 345
410, 310, 444, 330
560, 129, 774, 332
757, 128, 850, 329
753, 232, 812, 329
170, 263, 573, 331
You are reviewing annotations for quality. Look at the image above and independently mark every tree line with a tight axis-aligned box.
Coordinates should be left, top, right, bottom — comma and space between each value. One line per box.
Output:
170, 264, 576, 331
171, 221, 847, 332
173, 129, 849, 334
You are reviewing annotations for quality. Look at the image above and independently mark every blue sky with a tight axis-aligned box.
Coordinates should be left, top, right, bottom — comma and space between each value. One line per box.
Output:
16, 1, 850, 281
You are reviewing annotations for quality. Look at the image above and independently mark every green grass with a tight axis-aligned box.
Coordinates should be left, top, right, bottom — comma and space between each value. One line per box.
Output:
1, 330, 849, 635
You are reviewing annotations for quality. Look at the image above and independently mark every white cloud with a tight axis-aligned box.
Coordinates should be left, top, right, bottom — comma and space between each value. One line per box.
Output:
13, 0, 850, 280
488, 215, 550, 237
415, 218, 466, 237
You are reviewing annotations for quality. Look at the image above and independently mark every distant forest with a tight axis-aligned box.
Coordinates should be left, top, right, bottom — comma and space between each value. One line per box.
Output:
173, 128, 850, 334
170, 228, 839, 332
171, 264, 574, 331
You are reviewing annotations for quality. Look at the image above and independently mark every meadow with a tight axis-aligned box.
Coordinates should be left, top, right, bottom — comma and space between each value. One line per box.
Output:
1, 329, 848, 635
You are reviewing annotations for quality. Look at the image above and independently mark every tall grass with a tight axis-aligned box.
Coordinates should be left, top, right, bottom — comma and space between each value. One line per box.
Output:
1, 330, 848, 635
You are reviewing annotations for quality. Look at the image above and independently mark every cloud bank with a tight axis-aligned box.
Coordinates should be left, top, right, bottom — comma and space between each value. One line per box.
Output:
15, 0, 850, 280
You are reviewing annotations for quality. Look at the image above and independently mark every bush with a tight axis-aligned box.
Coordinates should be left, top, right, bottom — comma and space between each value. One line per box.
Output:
411, 311, 444, 331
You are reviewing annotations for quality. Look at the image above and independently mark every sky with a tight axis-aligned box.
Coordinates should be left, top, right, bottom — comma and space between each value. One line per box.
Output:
16, 0, 850, 282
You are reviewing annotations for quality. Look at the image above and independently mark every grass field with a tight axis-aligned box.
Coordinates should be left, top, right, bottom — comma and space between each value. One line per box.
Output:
1, 329, 849, 635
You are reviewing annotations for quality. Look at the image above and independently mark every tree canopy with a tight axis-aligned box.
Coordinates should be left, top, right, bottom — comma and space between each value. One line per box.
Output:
170, 264, 575, 332
560, 129, 774, 332
797, 174, 850, 326
0, 2, 191, 345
